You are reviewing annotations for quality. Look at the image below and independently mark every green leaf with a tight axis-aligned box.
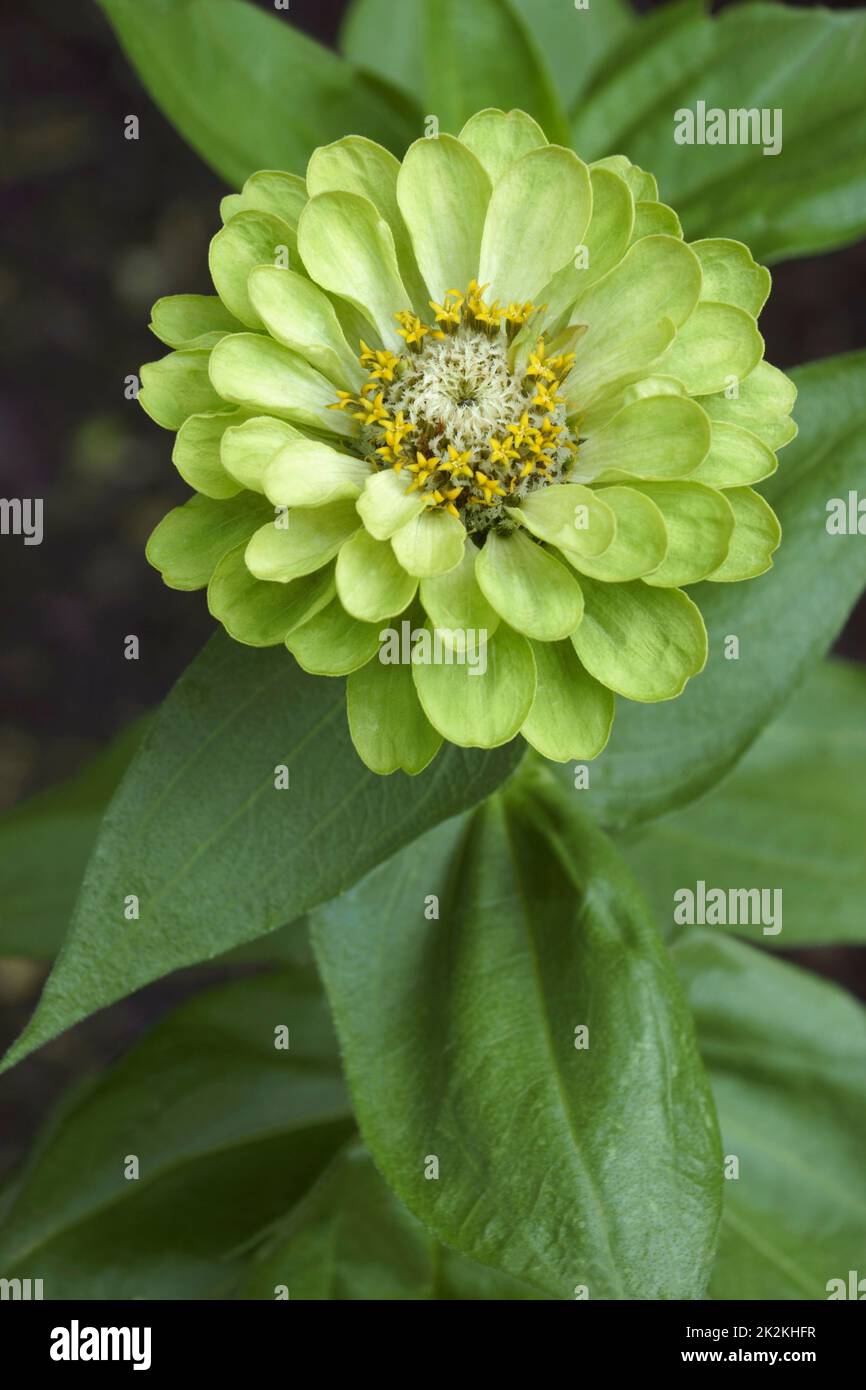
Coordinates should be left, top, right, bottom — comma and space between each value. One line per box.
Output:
97, 0, 418, 187
312, 764, 722, 1299
551, 351, 866, 831
673, 932, 866, 1300
622, 659, 866, 948
0, 719, 148, 959
0, 969, 352, 1298
1, 634, 523, 1073
572, 2, 866, 262
339, 0, 425, 106
239, 1142, 541, 1300
343, 0, 570, 142
341, 0, 636, 120
507, 0, 636, 115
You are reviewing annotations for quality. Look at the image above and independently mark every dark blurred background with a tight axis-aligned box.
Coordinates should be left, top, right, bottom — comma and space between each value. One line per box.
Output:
1, 0, 864, 1176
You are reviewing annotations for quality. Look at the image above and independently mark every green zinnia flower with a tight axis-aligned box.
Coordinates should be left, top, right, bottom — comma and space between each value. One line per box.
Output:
142, 108, 796, 775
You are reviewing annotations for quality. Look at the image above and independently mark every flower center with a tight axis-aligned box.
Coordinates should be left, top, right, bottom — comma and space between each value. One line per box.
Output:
330, 281, 579, 535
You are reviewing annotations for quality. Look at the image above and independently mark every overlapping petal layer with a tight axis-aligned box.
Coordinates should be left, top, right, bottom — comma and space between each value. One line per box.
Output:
142, 110, 795, 774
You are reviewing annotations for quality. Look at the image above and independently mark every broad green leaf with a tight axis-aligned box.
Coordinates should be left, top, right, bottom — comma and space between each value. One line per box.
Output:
312, 764, 722, 1300
339, 0, 425, 105
0, 719, 309, 970
96, 0, 417, 187
348, 0, 570, 142
0, 719, 148, 959
507, 0, 636, 115
0, 969, 353, 1298
239, 1143, 541, 1300
1, 635, 523, 1073
550, 351, 866, 831
341, 0, 635, 119
673, 932, 866, 1300
572, 2, 866, 262
428, 0, 569, 143
622, 659, 866, 948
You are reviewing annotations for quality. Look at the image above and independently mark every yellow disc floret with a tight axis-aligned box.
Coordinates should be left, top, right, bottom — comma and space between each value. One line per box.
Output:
331, 282, 579, 534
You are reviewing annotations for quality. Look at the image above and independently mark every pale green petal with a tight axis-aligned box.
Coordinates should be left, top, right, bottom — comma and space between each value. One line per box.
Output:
264, 440, 371, 508
391, 508, 466, 578
475, 530, 583, 641
706, 487, 781, 582
297, 191, 411, 351
173, 409, 246, 499
221, 416, 302, 494
332, 296, 382, 356
521, 641, 614, 762
336, 528, 418, 622
478, 146, 592, 304
580, 373, 686, 434
419, 542, 500, 640
457, 108, 547, 184
692, 238, 770, 317
630, 201, 682, 242
220, 171, 307, 235
582, 168, 635, 282
208, 546, 334, 647
564, 318, 676, 411
591, 155, 658, 204
571, 485, 667, 582
396, 135, 491, 305
247, 266, 365, 392
146, 492, 270, 591
412, 622, 536, 749
570, 235, 702, 335
208, 211, 294, 328
528, 167, 634, 341
624, 375, 687, 403
139, 349, 222, 430
348, 657, 442, 775
631, 481, 735, 587
572, 578, 707, 702
689, 420, 777, 487
659, 302, 764, 397
515, 483, 617, 560
150, 295, 243, 350
563, 237, 700, 408
356, 468, 427, 540
306, 136, 428, 312
286, 596, 381, 676
699, 360, 798, 451
245, 499, 359, 582
208, 334, 356, 439
576, 395, 711, 482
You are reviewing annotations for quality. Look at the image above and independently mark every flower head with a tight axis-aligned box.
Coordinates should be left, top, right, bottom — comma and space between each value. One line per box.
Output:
141, 109, 796, 774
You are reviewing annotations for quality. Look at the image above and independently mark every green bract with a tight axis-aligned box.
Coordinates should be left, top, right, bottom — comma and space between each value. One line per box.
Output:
142, 109, 796, 775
